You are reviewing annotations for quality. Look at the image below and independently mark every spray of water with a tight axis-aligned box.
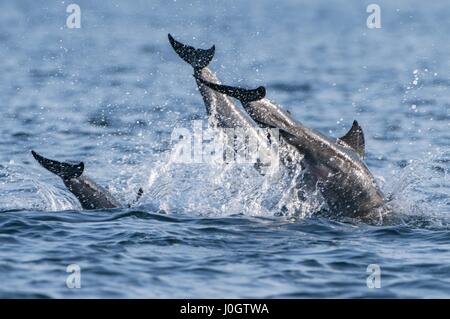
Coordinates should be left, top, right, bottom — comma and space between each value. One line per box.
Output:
0, 163, 80, 211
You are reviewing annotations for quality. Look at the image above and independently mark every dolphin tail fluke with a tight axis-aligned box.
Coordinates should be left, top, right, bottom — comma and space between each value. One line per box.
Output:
196, 78, 266, 102
168, 34, 215, 70
127, 187, 144, 208
31, 150, 84, 180
135, 187, 143, 202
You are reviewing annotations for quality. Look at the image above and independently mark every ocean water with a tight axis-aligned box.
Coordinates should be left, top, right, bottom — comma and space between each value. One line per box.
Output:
0, 0, 449, 298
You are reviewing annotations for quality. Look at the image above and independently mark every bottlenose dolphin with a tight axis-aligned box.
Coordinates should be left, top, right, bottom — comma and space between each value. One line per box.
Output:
168, 34, 256, 129
197, 80, 387, 218
168, 34, 299, 171
31, 150, 132, 210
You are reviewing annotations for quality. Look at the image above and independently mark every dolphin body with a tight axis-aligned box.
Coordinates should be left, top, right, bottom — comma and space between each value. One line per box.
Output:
198, 80, 387, 218
168, 34, 299, 171
31, 150, 123, 210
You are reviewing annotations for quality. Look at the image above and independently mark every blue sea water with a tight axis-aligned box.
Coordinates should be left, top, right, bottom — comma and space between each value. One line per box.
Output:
0, 0, 449, 298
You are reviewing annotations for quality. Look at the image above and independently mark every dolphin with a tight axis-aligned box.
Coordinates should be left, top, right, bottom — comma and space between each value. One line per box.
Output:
168, 33, 257, 129
168, 34, 299, 171
31, 150, 140, 210
197, 79, 387, 218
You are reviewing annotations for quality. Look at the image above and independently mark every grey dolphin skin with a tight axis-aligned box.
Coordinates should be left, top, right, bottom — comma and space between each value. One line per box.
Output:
31, 150, 121, 210
168, 34, 290, 171
197, 79, 387, 218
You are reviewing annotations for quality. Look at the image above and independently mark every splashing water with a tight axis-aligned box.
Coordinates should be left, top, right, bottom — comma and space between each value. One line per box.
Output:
385, 147, 449, 227
0, 163, 80, 211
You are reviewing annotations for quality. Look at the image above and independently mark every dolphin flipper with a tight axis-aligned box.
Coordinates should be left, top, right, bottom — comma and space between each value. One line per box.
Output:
196, 78, 266, 102
338, 121, 365, 158
168, 34, 215, 70
31, 150, 84, 180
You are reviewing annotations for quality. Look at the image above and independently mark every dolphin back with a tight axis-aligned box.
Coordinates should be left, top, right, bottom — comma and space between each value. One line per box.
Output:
31, 150, 84, 181
168, 34, 215, 70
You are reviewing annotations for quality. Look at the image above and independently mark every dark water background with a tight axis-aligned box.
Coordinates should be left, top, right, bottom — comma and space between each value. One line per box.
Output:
0, 0, 449, 298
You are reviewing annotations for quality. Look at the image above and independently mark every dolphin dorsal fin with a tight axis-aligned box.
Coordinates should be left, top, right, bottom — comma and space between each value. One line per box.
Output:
338, 120, 365, 158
